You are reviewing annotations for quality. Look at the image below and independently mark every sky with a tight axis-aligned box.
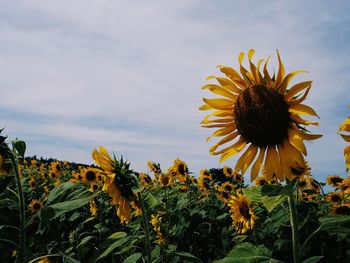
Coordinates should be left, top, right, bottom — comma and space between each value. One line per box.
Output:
0, 0, 350, 182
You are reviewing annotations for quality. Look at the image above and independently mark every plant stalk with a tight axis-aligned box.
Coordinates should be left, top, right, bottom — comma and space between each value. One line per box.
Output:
138, 192, 152, 263
288, 194, 300, 263
10, 153, 26, 263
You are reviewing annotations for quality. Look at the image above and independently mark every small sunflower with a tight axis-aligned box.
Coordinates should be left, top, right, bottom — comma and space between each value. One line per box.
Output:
332, 204, 350, 215
50, 161, 62, 177
326, 175, 344, 188
326, 192, 343, 203
198, 169, 213, 196
338, 108, 350, 170
89, 200, 98, 217
92, 146, 138, 224
254, 176, 268, 186
200, 49, 322, 182
81, 167, 100, 184
159, 171, 174, 187
217, 182, 235, 204
223, 165, 234, 178
28, 177, 36, 189
147, 161, 161, 181
150, 214, 166, 246
339, 178, 350, 193
228, 193, 256, 234
29, 199, 43, 213
171, 158, 189, 183
139, 172, 153, 187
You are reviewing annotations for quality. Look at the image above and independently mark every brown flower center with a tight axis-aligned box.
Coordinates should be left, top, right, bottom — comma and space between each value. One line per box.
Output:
234, 85, 290, 147
86, 170, 96, 181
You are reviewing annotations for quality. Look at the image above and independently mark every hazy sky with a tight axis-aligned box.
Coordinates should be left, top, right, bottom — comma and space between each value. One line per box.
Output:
1, 0, 349, 182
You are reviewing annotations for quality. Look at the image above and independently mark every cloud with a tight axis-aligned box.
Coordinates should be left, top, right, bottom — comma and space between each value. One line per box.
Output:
0, 0, 350, 180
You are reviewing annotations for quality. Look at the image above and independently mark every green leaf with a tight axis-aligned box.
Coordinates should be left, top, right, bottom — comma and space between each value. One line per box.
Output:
77, 236, 94, 249
144, 192, 162, 209
123, 252, 142, 263
97, 237, 129, 260
12, 139, 26, 158
215, 242, 281, 263
243, 186, 263, 202
302, 256, 324, 263
170, 252, 202, 263
261, 195, 288, 212
0, 175, 14, 194
40, 194, 94, 221
151, 246, 161, 260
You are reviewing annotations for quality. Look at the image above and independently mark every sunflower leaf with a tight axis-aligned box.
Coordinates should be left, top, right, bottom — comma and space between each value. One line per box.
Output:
122, 252, 142, 263
302, 256, 324, 263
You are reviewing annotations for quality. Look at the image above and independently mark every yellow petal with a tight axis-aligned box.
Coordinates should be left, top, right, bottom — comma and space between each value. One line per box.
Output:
277, 70, 307, 94
288, 128, 307, 155
199, 104, 212, 111
217, 65, 247, 88
274, 49, 285, 88
209, 131, 239, 152
234, 144, 258, 175
206, 126, 236, 141
202, 98, 233, 110
287, 87, 311, 105
263, 56, 272, 82
201, 117, 234, 125
202, 122, 235, 128
289, 104, 319, 117
250, 147, 266, 181
202, 84, 239, 99
284, 81, 313, 101
291, 114, 319, 126
340, 134, 350, 142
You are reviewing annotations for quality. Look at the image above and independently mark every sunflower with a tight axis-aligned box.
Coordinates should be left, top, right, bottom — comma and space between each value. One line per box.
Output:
89, 200, 98, 217
159, 170, 174, 187
326, 192, 343, 203
147, 161, 161, 181
150, 214, 166, 245
326, 175, 344, 188
254, 176, 268, 186
139, 172, 153, 187
200, 49, 322, 181
217, 181, 235, 204
28, 199, 43, 213
92, 146, 138, 224
338, 109, 350, 170
81, 167, 99, 184
28, 177, 36, 189
228, 193, 256, 234
339, 178, 350, 193
198, 169, 213, 196
50, 161, 62, 177
223, 165, 234, 178
171, 158, 189, 183
332, 204, 350, 215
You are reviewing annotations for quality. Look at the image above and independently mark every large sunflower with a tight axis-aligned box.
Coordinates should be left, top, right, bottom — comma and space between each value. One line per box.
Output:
338, 108, 350, 170
200, 49, 322, 181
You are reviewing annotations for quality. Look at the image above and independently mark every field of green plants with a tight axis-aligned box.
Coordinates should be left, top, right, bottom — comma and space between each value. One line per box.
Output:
1, 50, 350, 263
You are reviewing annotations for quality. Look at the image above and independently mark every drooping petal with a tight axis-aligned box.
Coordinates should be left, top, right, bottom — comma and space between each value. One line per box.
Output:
288, 128, 307, 155
250, 147, 266, 181
205, 126, 236, 141
217, 65, 247, 88
234, 144, 258, 175
209, 131, 239, 152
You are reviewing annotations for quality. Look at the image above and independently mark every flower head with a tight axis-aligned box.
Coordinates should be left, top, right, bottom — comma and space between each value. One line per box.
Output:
200, 49, 322, 182
228, 193, 256, 234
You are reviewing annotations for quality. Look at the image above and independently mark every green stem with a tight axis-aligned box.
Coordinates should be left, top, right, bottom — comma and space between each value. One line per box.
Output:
138, 192, 152, 263
10, 153, 26, 263
288, 194, 300, 263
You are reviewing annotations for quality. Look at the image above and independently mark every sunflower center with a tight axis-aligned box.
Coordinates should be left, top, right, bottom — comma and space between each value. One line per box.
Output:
234, 85, 290, 147
239, 202, 251, 219
86, 170, 96, 181
33, 202, 41, 211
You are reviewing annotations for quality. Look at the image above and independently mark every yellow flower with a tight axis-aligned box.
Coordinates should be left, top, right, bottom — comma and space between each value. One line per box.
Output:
28, 199, 43, 213
81, 167, 101, 184
172, 158, 189, 183
228, 193, 256, 234
223, 165, 234, 178
50, 161, 62, 177
36, 257, 50, 263
332, 204, 350, 215
92, 146, 114, 173
338, 109, 350, 170
89, 200, 98, 217
159, 172, 174, 187
326, 175, 344, 188
326, 192, 343, 203
198, 169, 213, 195
200, 49, 322, 182
147, 161, 161, 181
28, 177, 36, 189
150, 214, 166, 245
93, 146, 138, 224
139, 172, 153, 187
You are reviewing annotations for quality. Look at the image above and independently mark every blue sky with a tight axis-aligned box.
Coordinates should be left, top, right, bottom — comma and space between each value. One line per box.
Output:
1, 0, 350, 182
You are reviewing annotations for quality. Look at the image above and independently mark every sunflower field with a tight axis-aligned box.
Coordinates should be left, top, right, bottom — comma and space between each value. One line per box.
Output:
1, 50, 350, 263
